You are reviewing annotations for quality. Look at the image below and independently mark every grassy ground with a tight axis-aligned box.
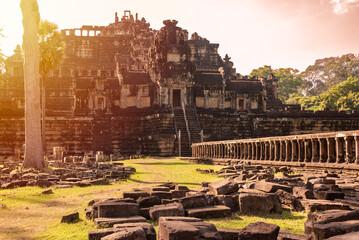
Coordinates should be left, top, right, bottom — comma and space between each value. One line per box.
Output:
0, 157, 307, 239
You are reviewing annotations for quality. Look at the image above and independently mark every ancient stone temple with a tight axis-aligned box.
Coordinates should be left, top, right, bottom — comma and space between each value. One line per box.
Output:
2, 11, 359, 157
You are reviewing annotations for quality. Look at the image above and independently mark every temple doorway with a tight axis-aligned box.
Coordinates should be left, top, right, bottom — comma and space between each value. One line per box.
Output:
173, 89, 181, 107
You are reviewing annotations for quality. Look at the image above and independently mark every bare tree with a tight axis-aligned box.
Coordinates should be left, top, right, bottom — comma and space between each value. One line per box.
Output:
21, 0, 44, 169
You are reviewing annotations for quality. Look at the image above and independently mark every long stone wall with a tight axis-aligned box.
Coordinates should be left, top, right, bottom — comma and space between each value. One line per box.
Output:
198, 110, 359, 142
192, 130, 359, 169
0, 113, 176, 157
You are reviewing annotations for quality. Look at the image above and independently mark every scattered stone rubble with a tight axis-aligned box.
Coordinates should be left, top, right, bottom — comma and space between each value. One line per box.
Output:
86, 163, 359, 239
0, 151, 136, 189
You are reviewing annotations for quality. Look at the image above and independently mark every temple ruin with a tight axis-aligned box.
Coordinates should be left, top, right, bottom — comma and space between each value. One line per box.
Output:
2, 11, 359, 158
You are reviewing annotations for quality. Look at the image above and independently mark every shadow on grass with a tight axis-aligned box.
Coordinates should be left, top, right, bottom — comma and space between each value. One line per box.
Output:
0, 226, 35, 240
128, 177, 201, 186
135, 162, 191, 166
132, 171, 151, 175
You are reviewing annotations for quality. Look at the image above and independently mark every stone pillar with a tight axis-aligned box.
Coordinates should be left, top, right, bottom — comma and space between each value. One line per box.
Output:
259, 142, 263, 160
251, 142, 255, 160
335, 137, 344, 163
311, 139, 319, 162
243, 143, 247, 159
269, 141, 274, 160
304, 140, 311, 162
319, 138, 327, 163
228, 144, 231, 158
285, 140, 291, 162
291, 140, 297, 161
274, 141, 280, 161
327, 138, 335, 163
278, 141, 283, 161
298, 140, 303, 162
264, 142, 269, 160
257, 142, 260, 160
345, 136, 353, 163
355, 136, 359, 164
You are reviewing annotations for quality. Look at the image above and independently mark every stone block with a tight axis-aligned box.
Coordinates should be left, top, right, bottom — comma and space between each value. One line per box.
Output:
96, 202, 139, 218
301, 200, 351, 212
208, 178, 238, 195
186, 205, 232, 219
179, 194, 209, 209
150, 191, 172, 201
94, 216, 147, 227
158, 217, 222, 240
123, 191, 150, 200
326, 231, 359, 240
305, 209, 359, 235
275, 189, 304, 212
254, 181, 292, 193
238, 221, 280, 240
114, 222, 156, 240
149, 203, 185, 221
88, 228, 115, 240
293, 187, 314, 199
217, 227, 241, 240
158, 220, 199, 240
61, 212, 79, 223
277, 230, 310, 240
137, 196, 160, 208
313, 191, 345, 200
239, 193, 283, 214
215, 195, 239, 212
312, 220, 359, 240
101, 227, 146, 240
170, 190, 188, 198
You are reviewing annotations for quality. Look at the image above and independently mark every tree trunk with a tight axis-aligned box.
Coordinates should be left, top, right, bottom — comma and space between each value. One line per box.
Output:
21, 0, 44, 169
41, 76, 46, 153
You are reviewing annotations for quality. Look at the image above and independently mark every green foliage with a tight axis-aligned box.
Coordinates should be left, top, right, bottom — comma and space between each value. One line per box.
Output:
290, 76, 359, 111
38, 20, 65, 77
275, 68, 304, 102
250, 65, 274, 79
303, 54, 359, 96
250, 66, 306, 102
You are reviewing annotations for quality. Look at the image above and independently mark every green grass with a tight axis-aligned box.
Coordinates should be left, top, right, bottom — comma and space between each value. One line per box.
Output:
0, 157, 307, 239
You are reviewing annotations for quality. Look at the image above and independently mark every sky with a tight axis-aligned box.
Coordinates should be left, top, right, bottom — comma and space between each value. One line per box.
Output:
0, 0, 358, 75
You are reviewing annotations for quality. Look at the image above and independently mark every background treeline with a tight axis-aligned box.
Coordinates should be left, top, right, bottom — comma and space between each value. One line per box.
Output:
251, 54, 359, 111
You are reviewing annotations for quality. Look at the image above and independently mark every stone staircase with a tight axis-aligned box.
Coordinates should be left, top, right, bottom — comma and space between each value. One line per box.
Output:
173, 105, 202, 156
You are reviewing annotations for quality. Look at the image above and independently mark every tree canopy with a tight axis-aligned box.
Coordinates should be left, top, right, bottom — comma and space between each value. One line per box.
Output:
287, 76, 359, 111
250, 66, 306, 102
38, 20, 65, 78
302, 54, 359, 96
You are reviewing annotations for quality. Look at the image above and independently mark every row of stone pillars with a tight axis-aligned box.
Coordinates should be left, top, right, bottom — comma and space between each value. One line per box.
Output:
192, 133, 359, 164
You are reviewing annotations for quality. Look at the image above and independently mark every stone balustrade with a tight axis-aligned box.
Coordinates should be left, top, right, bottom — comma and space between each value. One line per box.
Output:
191, 130, 359, 165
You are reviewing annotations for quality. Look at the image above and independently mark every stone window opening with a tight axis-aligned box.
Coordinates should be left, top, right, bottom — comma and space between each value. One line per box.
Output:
97, 97, 105, 110
238, 98, 246, 111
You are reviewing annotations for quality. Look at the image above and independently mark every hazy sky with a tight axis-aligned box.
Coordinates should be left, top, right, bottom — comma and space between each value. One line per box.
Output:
0, 0, 358, 74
